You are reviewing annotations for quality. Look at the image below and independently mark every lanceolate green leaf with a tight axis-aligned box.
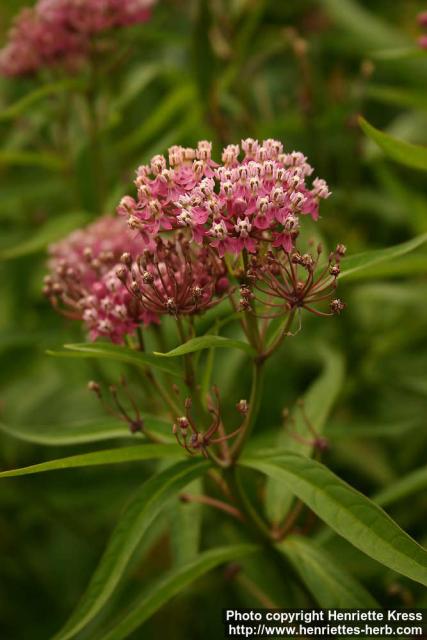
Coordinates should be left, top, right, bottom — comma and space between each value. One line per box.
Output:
0, 417, 130, 446
0, 445, 182, 479
53, 459, 210, 640
118, 84, 195, 154
365, 85, 427, 113
48, 342, 181, 376
359, 117, 427, 171
374, 465, 427, 508
0, 79, 84, 121
98, 545, 257, 640
0, 414, 171, 446
319, 0, 407, 50
266, 347, 345, 524
0, 149, 66, 171
0, 212, 90, 261
154, 335, 255, 358
339, 233, 427, 280
242, 453, 427, 587
169, 478, 203, 567
278, 536, 377, 607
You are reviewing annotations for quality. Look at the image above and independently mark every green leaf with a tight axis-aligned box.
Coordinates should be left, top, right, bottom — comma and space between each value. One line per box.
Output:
0, 413, 174, 447
106, 64, 162, 126
278, 536, 378, 607
98, 544, 256, 640
339, 233, 427, 280
0, 417, 130, 446
374, 466, 427, 508
0, 79, 84, 121
242, 453, 427, 587
266, 347, 345, 524
371, 47, 426, 61
219, 0, 268, 92
325, 418, 419, 440
0, 212, 90, 261
48, 343, 182, 377
53, 459, 210, 640
365, 85, 427, 113
319, 0, 407, 50
118, 84, 195, 155
169, 478, 203, 567
359, 117, 427, 171
340, 253, 427, 280
0, 444, 182, 479
192, 0, 216, 100
0, 149, 66, 171
154, 335, 255, 358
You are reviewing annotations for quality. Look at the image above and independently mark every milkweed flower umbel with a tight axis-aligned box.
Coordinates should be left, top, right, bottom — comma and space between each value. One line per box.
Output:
118, 139, 331, 257
43, 216, 155, 343
0, 0, 156, 76
118, 139, 341, 322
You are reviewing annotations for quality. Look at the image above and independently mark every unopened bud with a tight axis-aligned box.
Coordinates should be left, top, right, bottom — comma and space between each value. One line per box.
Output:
115, 265, 128, 282
121, 252, 132, 267
88, 380, 101, 396
130, 420, 144, 434
314, 437, 329, 452
130, 281, 140, 295
142, 271, 154, 284
191, 286, 202, 301
177, 416, 189, 434
330, 299, 345, 315
236, 399, 249, 414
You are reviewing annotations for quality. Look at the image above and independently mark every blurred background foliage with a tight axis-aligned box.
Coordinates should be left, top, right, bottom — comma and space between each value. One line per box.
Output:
1, 0, 427, 638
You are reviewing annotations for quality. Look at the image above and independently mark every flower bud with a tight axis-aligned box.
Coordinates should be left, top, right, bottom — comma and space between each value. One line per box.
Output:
236, 399, 249, 414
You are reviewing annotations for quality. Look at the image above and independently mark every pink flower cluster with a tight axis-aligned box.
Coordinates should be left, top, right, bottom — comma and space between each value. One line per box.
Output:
0, 0, 155, 76
45, 139, 340, 344
117, 139, 331, 258
43, 216, 154, 343
418, 11, 427, 49
44, 215, 228, 342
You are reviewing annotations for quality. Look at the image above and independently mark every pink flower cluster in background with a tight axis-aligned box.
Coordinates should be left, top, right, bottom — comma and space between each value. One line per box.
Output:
0, 0, 155, 76
43, 216, 154, 343
117, 139, 331, 258
418, 11, 427, 49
